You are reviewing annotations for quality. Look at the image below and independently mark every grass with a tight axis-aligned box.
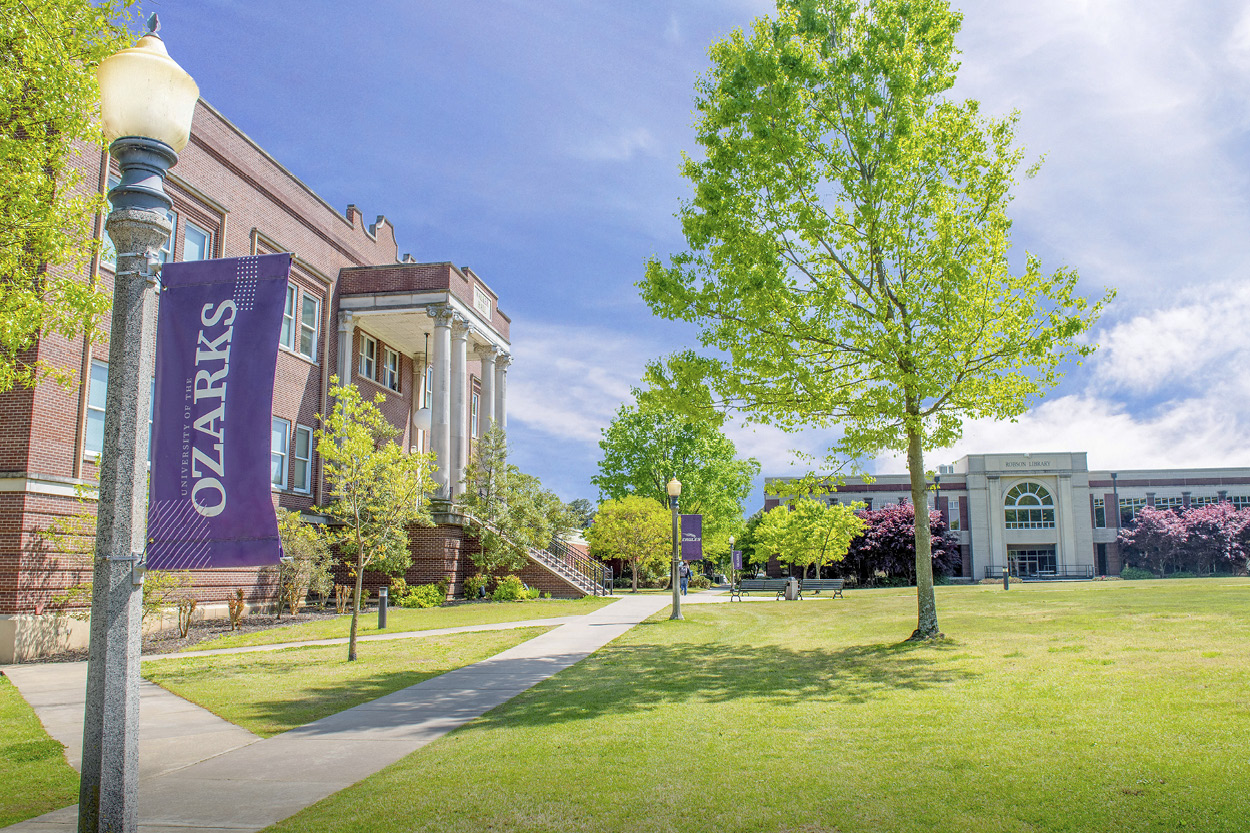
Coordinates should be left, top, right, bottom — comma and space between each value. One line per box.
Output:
264, 578, 1250, 833
144, 626, 552, 737
184, 596, 614, 651
0, 675, 79, 827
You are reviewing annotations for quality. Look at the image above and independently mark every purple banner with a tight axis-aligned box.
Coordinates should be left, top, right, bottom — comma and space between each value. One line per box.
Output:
147, 254, 291, 570
681, 514, 702, 560
731, 550, 742, 571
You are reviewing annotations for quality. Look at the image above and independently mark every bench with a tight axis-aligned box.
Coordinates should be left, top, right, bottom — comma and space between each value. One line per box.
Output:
799, 578, 844, 599
730, 578, 791, 601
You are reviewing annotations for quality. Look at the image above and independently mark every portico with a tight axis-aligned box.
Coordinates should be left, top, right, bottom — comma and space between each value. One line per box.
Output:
336, 262, 511, 499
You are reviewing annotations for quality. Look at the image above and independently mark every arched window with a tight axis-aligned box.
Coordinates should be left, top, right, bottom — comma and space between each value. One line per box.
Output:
1004, 482, 1055, 530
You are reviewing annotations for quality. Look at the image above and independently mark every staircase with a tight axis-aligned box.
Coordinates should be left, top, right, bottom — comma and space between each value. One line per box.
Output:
457, 511, 610, 597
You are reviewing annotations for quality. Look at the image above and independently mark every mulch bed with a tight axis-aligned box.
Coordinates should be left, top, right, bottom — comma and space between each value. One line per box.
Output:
22, 608, 346, 663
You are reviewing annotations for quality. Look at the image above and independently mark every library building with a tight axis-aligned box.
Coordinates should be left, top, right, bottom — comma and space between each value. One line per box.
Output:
766, 452, 1250, 581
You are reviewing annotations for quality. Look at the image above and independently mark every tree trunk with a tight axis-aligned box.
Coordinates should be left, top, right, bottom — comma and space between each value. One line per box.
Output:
631, 557, 639, 593
906, 425, 942, 640
348, 551, 365, 661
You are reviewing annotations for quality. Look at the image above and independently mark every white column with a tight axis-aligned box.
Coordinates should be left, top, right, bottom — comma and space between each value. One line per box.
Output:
475, 345, 498, 433
494, 352, 510, 430
336, 310, 355, 387
450, 316, 470, 497
426, 304, 453, 498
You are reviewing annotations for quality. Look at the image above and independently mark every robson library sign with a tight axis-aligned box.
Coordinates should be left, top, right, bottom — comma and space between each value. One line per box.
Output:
147, 253, 291, 570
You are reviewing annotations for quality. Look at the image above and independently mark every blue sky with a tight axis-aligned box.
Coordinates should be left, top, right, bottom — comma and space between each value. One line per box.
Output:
154, 0, 1250, 508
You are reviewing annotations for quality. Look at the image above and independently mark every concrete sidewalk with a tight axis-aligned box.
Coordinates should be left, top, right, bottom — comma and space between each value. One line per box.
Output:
3, 593, 673, 832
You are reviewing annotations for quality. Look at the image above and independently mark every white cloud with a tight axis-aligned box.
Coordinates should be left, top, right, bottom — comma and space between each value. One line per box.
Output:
568, 126, 658, 162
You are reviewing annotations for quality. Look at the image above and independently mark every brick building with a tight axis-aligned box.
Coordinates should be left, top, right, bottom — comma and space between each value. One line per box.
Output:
766, 452, 1250, 580
0, 100, 591, 662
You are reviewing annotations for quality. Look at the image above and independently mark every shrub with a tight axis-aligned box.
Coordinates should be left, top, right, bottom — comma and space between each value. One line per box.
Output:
463, 574, 489, 600
227, 589, 246, 630
492, 575, 526, 601
390, 577, 408, 598
1120, 566, 1156, 581
688, 574, 711, 591
1166, 570, 1197, 579
399, 581, 448, 609
525, 585, 541, 600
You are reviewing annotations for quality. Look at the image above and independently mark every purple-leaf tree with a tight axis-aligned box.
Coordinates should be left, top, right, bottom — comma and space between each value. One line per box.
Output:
1178, 502, 1250, 575
842, 503, 959, 587
1117, 506, 1187, 577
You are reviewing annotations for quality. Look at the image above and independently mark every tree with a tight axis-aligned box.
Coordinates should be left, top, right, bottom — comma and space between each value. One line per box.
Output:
841, 502, 959, 586
1, 0, 134, 393
753, 499, 865, 577
1181, 502, 1250, 575
593, 403, 759, 539
639, 0, 1109, 639
317, 379, 436, 661
460, 424, 573, 584
585, 495, 671, 592
275, 508, 333, 615
566, 498, 597, 530
1117, 506, 1186, 578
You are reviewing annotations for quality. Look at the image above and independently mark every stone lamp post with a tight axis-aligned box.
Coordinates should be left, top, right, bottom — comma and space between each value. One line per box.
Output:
668, 477, 683, 621
80, 15, 198, 833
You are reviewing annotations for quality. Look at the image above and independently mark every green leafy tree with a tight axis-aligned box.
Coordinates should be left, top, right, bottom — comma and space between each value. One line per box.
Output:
592, 403, 759, 539
275, 508, 333, 614
566, 498, 597, 530
586, 495, 671, 592
639, 0, 1109, 639
1, 0, 135, 392
317, 378, 436, 660
460, 424, 572, 584
753, 499, 864, 578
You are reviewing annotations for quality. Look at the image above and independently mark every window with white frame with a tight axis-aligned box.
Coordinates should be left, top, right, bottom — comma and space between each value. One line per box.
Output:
1093, 498, 1106, 528
86, 362, 154, 460
299, 293, 320, 359
471, 392, 480, 437
280, 285, 297, 350
85, 360, 109, 456
424, 366, 433, 407
183, 221, 211, 261
1153, 496, 1184, 514
292, 424, 313, 493
271, 418, 290, 488
948, 507, 961, 531
359, 334, 377, 380
1004, 482, 1055, 530
383, 347, 400, 391
1233, 496, 1250, 510
157, 209, 177, 264
1190, 495, 1219, 508
1119, 497, 1147, 525
100, 176, 121, 269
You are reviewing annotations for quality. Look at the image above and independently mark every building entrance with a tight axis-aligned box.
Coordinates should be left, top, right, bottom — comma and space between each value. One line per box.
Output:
1008, 546, 1057, 578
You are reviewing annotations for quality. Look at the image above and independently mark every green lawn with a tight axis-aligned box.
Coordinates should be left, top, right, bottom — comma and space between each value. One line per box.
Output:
265, 579, 1250, 833
144, 626, 552, 737
184, 597, 615, 651
0, 675, 79, 827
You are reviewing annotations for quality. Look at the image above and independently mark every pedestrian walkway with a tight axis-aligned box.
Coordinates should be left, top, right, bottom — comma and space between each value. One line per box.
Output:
2, 593, 676, 832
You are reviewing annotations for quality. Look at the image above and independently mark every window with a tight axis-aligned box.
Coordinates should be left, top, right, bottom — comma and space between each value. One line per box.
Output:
1119, 497, 1147, 525
1004, 482, 1055, 530
271, 418, 290, 488
948, 508, 961, 532
183, 221, 211, 261
1153, 496, 1184, 514
157, 209, 177, 264
424, 366, 433, 407
85, 360, 109, 456
383, 347, 400, 391
1190, 495, 1219, 508
299, 294, 320, 359
85, 362, 154, 461
292, 425, 313, 494
1233, 496, 1250, 510
100, 176, 121, 269
471, 392, 480, 437
280, 285, 297, 350
1093, 498, 1105, 528
359, 335, 377, 380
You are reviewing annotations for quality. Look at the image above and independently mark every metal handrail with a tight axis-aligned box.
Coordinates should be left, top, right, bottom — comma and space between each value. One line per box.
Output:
984, 565, 1094, 580
459, 511, 608, 596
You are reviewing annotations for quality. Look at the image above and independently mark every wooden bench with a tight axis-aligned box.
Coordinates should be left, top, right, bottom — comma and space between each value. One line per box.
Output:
799, 578, 844, 599
730, 578, 791, 601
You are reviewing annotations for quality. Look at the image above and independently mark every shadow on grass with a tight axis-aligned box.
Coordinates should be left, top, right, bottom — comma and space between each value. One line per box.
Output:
473, 636, 975, 730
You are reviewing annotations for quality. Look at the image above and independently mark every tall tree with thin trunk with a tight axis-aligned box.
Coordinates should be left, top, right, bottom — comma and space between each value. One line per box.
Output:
586, 495, 671, 592
317, 378, 436, 660
640, 0, 1110, 639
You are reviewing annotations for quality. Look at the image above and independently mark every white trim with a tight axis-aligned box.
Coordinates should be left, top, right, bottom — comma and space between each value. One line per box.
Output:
0, 476, 96, 498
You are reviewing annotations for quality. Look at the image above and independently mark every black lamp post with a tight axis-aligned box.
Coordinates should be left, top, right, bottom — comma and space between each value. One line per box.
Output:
81, 16, 198, 833
667, 477, 682, 621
